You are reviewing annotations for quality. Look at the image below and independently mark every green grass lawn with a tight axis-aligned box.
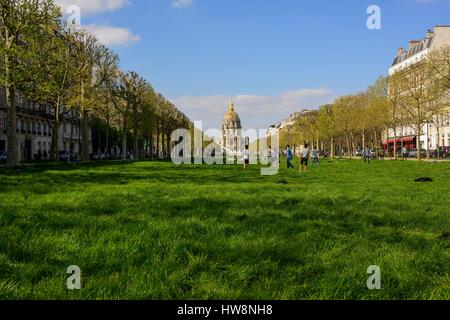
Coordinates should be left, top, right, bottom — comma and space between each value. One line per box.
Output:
0, 159, 449, 300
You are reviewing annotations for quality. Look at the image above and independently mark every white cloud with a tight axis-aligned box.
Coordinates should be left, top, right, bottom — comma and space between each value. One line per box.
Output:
55, 1, 140, 47
55, 0, 130, 16
171, 87, 335, 131
83, 24, 141, 46
172, 0, 193, 9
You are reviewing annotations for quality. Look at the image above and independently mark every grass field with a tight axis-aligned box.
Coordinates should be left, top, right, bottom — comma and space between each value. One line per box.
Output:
0, 159, 449, 300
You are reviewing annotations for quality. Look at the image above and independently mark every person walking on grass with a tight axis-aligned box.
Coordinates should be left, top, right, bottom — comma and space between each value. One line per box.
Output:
243, 146, 250, 171
364, 146, 371, 164
286, 145, 294, 169
312, 147, 320, 166
300, 143, 310, 173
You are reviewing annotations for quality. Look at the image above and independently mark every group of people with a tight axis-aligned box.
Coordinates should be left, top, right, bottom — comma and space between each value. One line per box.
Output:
241, 143, 396, 172
242, 143, 322, 172
286, 144, 320, 173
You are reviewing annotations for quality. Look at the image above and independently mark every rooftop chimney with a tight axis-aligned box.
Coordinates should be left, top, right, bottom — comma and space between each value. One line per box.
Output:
408, 40, 420, 50
397, 47, 404, 56
426, 30, 434, 39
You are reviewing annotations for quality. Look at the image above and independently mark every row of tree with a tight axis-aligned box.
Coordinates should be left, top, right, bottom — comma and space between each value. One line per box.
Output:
0, 0, 190, 167
280, 45, 450, 160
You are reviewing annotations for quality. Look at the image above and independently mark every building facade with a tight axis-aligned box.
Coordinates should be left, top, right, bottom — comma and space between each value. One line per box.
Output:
221, 98, 243, 153
0, 87, 92, 162
383, 26, 450, 152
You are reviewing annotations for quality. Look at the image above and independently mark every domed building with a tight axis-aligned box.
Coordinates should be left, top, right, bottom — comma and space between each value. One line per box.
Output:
221, 98, 242, 153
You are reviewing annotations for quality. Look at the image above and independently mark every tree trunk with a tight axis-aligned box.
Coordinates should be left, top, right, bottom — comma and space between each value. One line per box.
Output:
350, 131, 355, 157
426, 122, 430, 160
374, 130, 379, 159
133, 130, 138, 160
416, 125, 422, 161
69, 118, 74, 163
78, 119, 81, 160
149, 132, 153, 159
362, 131, 366, 153
133, 113, 139, 160
81, 109, 89, 162
5, 55, 19, 168
166, 131, 171, 159
331, 138, 335, 158
338, 138, 342, 157
98, 129, 101, 153
161, 125, 166, 158
436, 123, 441, 159
80, 82, 90, 162
393, 128, 397, 160
106, 119, 110, 154
156, 121, 160, 159
345, 134, 350, 157
50, 106, 61, 162
122, 115, 128, 161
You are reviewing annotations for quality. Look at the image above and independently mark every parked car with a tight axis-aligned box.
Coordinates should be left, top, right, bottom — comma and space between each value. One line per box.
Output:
355, 149, 363, 157
59, 151, 77, 162
0, 152, 7, 162
443, 147, 450, 159
431, 147, 450, 159
91, 152, 110, 161
407, 149, 427, 158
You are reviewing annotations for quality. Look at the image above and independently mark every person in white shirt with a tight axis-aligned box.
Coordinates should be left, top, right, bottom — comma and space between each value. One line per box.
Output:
243, 146, 250, 171
267, 146, 272, 166
271, 147, 279, 167
300, 143, 310, 173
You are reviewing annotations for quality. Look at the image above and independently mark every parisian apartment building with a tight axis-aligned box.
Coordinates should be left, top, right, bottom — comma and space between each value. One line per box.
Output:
383, 25, 450, 151
0, 87, 92, 162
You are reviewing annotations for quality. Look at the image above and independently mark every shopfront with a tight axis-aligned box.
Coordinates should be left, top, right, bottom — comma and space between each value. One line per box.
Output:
383, 136, 417, 154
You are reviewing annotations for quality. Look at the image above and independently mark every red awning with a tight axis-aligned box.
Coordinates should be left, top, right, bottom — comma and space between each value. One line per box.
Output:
399, 137, 416, 143
383, 136, 416, 144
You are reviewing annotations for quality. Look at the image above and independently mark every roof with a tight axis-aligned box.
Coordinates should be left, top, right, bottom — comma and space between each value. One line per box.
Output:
222, 98, 241, 126
391, 37, 433, 67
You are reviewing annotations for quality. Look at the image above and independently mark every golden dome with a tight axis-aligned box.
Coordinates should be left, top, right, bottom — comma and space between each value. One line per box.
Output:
222, 98, 242, 127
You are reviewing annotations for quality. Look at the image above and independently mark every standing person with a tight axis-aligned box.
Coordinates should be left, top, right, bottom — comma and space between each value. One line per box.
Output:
300, 143, 310, 173
364, 146, 371, 164
311, 147, 320, 166
271, 147, 279, 167
267, 146, 272, 166
243, 146, 250, 171
286, 145, 294, 169
402, 146, 408, 161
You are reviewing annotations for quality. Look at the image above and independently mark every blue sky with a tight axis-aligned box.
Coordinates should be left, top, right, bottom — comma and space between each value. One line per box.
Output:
56, 0, 450, 130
